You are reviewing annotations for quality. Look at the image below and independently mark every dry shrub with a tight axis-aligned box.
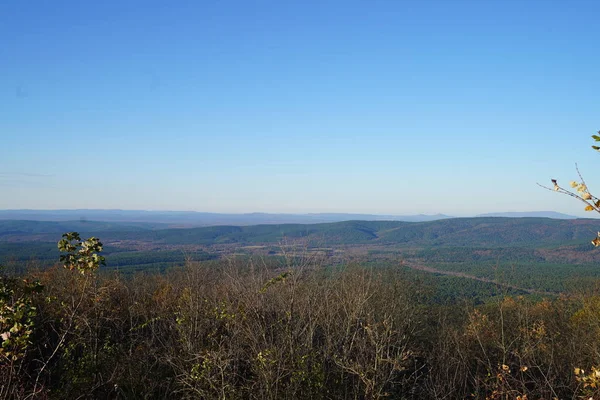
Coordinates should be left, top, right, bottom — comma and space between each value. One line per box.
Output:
4, 256, 600, 399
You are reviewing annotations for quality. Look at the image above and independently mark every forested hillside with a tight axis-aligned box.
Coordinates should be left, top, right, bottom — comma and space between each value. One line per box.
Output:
2, 217, 599, 246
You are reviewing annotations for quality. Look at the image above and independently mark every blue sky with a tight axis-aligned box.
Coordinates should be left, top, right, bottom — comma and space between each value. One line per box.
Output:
1, 0, 599, 216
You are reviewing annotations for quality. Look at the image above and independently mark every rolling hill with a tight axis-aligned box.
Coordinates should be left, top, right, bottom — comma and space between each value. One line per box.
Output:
1, 217, 599, 248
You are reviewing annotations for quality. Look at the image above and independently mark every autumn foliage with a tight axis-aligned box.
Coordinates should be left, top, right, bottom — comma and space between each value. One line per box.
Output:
2, 247, 600, 399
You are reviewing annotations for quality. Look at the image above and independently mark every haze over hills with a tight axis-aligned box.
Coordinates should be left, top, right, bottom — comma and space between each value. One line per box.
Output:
476, 211, 578, 219
0, 210, 453, 226
0, 209, 588, 226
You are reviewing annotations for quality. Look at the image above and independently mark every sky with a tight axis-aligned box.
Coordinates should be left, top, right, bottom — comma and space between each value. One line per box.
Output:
1, 0, 599, 216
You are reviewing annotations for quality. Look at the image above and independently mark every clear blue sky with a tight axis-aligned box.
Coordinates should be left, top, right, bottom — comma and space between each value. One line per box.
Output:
1, 0, 599, 216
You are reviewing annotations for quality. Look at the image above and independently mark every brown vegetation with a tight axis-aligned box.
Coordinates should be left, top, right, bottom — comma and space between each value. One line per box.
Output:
3, 251, 600, 399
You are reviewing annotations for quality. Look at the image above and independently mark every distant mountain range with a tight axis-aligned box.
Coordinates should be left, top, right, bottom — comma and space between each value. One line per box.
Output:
476, 211, 578, 219
1, 217, 599, 248
0, 209, 586, 226
0, 210, 453, 226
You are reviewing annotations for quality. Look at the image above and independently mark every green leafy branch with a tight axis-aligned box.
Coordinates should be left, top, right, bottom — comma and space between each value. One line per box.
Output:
0, 274, 43, 363
58, 232, 106, 274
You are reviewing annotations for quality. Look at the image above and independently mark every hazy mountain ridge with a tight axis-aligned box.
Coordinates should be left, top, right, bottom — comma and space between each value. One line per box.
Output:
476, 211, 578, 219
0, 210, 453, 225
1, 217, 599, 248
1, 209, 587, 227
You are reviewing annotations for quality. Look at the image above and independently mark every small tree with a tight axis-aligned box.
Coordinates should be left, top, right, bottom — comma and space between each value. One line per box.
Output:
23, 232, 107, 397
539, 131, 600, 246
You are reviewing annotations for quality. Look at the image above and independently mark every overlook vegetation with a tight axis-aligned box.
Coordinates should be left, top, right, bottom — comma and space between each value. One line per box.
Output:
3, 246, 600, 399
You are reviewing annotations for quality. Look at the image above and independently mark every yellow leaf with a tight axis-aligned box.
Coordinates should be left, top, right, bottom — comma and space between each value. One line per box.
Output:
585, 205, 594, 211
